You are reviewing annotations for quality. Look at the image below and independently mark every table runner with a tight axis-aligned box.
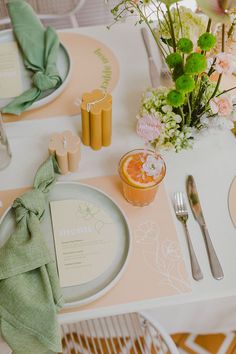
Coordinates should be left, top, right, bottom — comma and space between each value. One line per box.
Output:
0, 175, 191, 314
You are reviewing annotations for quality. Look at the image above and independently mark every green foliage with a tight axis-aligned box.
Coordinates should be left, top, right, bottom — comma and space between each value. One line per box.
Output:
176, 74, 195, 93
184, 53, 207, 74
173, 64, 184, 81
197, 32, 217, 51
167, 90, 185, 107
166, 52, 183, 68
177, 38, 193, 53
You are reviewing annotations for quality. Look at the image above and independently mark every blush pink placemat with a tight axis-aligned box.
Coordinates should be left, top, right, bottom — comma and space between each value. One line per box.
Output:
3, 32, 119, 123
0, 175, 191, 314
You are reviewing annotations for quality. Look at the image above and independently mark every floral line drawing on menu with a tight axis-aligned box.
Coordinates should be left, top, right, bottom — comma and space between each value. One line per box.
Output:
76, 201, 113, 233
135, 221, 191, 293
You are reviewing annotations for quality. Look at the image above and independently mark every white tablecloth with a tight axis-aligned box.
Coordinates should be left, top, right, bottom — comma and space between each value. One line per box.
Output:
1, 23, 236, 334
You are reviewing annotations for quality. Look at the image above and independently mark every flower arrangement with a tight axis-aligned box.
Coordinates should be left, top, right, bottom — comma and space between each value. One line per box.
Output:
111, 0, 236, 151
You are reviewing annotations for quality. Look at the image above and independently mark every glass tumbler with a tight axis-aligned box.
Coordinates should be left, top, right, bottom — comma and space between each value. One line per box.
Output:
0, 113, 11, 170
118, 149, 166, 206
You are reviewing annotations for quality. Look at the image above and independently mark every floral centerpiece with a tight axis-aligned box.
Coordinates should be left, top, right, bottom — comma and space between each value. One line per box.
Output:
110, 0, 236, 151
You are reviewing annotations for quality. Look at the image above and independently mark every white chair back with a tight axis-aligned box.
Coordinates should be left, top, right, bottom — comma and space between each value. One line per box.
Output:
61, 312, 180, 353
0, 0, 87, 27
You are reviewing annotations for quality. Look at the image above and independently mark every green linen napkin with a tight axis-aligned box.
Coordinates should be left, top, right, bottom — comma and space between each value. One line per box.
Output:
1, 0, 62, 115
0, 156, 63, 354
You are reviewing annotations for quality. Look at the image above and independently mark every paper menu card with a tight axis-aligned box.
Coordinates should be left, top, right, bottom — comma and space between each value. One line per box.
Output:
50, 199, 118, 288
0, 42, 22, 98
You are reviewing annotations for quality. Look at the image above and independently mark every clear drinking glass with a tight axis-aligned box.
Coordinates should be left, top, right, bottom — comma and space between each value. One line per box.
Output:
0, 114, 12, 170
118, 149, 166, 206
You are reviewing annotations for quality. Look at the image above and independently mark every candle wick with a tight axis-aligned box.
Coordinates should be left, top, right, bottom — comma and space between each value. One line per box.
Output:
63, 137, 67, 149
86, 91, 107, 112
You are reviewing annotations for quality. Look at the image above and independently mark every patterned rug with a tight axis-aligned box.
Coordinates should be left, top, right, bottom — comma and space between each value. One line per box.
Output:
61, 332, 236, 353
172, 333, 236, 354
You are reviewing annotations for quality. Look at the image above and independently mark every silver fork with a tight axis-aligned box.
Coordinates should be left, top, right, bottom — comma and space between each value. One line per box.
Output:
174, 192, 203, 281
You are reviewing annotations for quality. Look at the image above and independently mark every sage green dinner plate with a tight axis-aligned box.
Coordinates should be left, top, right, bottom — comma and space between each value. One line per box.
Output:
0, 182, 131, 308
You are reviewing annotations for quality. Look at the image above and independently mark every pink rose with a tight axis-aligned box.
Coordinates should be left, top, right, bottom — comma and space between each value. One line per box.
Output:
137, 115, 162, 142
210, 95, 233, 117
215, 52, 235, 75
196, 0, 232, 23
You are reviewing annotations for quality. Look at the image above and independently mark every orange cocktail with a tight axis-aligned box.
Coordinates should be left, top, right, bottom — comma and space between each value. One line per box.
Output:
118, 149, 166, 206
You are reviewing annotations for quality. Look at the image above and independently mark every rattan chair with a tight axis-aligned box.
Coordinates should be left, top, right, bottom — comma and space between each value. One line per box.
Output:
61, 312, 179, 354
0, 0, 122, 29
0, 0, 87, 28
0, 312, 179, 353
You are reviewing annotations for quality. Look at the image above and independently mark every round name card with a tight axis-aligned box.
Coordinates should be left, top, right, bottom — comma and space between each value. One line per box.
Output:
50, 199, 118, 287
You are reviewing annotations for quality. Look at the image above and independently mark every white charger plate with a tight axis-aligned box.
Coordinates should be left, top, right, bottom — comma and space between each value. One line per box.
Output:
228, 176, 236, 228
0, 182, 131, 308
0, 29, 71, 111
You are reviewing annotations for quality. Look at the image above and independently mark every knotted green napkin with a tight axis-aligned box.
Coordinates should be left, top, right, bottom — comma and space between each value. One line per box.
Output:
0, 156, 63, 354
2, 0, 62, 115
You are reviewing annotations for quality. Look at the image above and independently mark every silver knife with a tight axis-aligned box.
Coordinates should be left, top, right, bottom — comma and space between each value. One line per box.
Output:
186, 175, 224, 280
141, 27, 160, 88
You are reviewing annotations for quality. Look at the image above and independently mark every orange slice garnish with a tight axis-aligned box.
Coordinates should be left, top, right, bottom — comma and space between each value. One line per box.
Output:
122, 153, 157, 188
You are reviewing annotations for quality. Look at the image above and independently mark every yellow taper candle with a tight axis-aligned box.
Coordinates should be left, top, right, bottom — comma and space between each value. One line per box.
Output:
48, 131, 81, 174
81, 89, 112, 150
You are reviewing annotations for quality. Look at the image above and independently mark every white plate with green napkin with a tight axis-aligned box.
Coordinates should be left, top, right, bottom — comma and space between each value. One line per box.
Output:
0, 182, 131, 307
0, 29, 71, 112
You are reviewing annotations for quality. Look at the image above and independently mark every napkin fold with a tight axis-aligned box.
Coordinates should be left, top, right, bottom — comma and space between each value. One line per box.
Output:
1, 0, 62, 115
0, 156, 63, 354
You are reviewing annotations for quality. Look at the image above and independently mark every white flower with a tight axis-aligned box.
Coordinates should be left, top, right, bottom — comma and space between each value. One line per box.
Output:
162, 105, 172, 113
210, 95, 233, 117
174, 115, 182, 123
142, 155, 163, 179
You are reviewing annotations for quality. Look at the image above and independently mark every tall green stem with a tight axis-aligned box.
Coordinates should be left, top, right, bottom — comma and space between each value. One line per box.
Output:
136, 6, 168, 56
206, 18, 212, 32
208, 24, 225, 102
187, 95, 192, 126
166, 6, 176, 52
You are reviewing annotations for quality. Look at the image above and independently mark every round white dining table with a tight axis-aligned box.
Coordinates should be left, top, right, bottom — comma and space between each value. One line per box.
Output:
1, 23, 236, 335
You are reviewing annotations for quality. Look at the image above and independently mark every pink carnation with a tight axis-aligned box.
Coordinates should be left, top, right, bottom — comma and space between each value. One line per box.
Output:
210, 95, 233, 117
215, 52, 235, 75
137, 115, 162, 142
